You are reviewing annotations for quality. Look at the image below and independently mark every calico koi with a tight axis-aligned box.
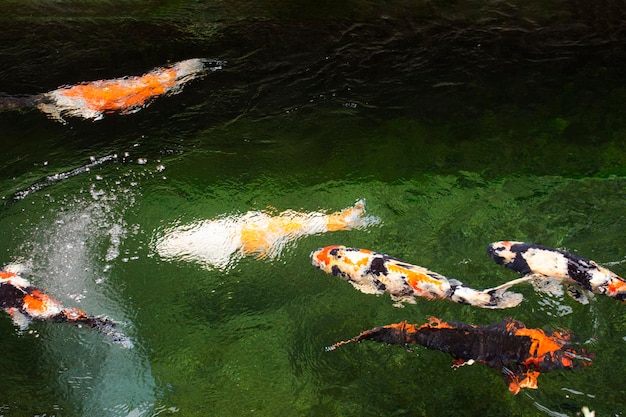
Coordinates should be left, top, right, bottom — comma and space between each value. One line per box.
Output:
33, 58, 223, 122
310, 246, 527, 308
155, 199, 380, 270
0, 266, 130, 346
488, 241, 626, 302
326, 317, 593, 394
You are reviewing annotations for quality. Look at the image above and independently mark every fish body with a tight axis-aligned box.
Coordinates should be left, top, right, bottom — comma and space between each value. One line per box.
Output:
488, 241, 626, 301
311, 246, 524, 308
156, 199, 380, 270
35, 58, 223, 122
0, 267, 130, 346
327, 317, 592, 394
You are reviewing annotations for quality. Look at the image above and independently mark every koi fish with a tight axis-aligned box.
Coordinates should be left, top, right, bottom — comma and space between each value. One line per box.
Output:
29, 58, 223, 122
155, 199, 380, 270
310, 246, 528, 308
487, 241, 626, 302
326, 317, 593, 394
0, 266, 131, 346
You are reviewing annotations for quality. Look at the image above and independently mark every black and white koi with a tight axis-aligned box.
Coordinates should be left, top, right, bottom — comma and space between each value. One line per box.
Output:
487, 241, 626, 302
311, 246, 527, 308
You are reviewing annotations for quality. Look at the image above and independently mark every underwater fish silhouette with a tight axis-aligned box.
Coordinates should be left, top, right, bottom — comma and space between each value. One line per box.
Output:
311, 246, 527, 308
0, 265, 131, 346
155, 199, 380, 270
488, 241, 626, 303
326, 317, 592, 394
1, 58, 222, 123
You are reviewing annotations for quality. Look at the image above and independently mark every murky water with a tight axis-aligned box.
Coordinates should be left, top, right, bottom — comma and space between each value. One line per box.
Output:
1, 1, 626, 416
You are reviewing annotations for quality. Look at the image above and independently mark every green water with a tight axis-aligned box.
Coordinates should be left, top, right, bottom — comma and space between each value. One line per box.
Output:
1, 1, 626, 416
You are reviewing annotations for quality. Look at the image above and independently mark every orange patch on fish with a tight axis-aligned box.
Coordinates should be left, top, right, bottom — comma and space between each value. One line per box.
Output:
22, 290, 50, 313
608, 278, 626, 295
386, 263, 444, 292
59, 69, 178, 112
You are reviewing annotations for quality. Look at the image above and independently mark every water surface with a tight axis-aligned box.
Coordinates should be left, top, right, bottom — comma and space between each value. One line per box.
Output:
1, 1, 626, 416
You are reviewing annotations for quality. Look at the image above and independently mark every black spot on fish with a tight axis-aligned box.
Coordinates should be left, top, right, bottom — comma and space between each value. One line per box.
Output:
374, 279, 387, 291
487, 245, 506, 265
614, 291, 626, 301
0, 282, 31, 310
331, 265, 344, 277
329, 247, 340, 257
505, 243, 534, 275
368, 256, 388, 276
566, 260, 593, 290
449, 284, 471, 305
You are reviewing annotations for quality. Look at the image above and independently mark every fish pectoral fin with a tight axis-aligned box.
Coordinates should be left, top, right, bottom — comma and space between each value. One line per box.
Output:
501, 366, 523, 395
566, 285, 591, 305
7, 308, 32, 331
530, 274, 566, 297
390, 294, 417, 307
501, 367, 540, 394
518, 371, 540, 390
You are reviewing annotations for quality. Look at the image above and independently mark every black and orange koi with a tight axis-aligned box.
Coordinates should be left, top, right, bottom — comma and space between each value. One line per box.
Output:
311, 246, 527, 308
0, 267, 131, 346
488, 241, 626, 302
2, 58, 222, 123
326, 317, 592, 394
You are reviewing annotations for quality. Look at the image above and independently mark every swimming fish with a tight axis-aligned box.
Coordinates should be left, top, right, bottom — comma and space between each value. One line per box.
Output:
155, 199, 380, 270
487, 241, 626, 302
326, 317, 593, 394
0, 265, 131, 346
22, 58, 222, 122
310, 246, 527, 308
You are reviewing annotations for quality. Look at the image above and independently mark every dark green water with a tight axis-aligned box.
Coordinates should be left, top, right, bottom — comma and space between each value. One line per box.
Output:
1, 1, 626, 416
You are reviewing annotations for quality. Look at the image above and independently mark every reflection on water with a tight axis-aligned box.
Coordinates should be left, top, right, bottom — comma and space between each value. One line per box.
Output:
12, 154, 119, 201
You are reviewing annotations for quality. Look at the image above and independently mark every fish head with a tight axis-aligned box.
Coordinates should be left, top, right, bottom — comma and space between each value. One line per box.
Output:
488, 241, 537, 273
310, 245, 374, 282
487, 241, 521, 266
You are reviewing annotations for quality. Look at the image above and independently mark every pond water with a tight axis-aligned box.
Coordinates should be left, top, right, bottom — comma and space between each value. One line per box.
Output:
1, 1, 626, 416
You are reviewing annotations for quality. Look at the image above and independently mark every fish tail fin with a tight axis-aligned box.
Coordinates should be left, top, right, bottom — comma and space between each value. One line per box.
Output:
449, 277, 532, 309
325, 338, 358, 352
325, 326, 383, 351
0, 94, 37, 112
326, 321, 417, 351
57, 308, 133, 348
484, 276, 536, 308
326, 199, 380, 231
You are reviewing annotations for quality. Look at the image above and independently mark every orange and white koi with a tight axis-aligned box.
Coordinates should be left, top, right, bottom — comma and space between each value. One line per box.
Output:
0, 266, 130, 346
326, 317, 593, 394
488, 241, 626, 302
34, 58, 222, 122
155, 199, 380, 270
311, 246, 527, 308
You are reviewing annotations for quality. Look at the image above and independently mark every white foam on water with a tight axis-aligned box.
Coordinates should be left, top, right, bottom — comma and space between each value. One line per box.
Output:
16, 181, 160, 416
